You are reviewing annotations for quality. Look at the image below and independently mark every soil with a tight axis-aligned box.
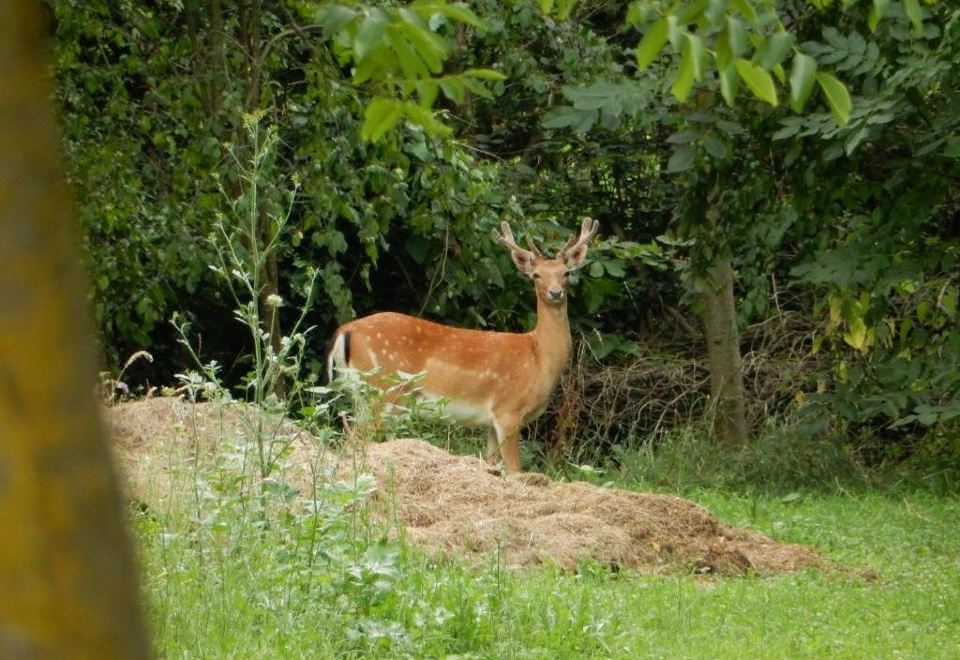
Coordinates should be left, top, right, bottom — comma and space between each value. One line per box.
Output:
107, 397, 821, 576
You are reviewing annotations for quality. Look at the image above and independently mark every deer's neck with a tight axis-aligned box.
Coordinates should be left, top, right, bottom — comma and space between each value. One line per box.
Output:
531, 297, 573, 379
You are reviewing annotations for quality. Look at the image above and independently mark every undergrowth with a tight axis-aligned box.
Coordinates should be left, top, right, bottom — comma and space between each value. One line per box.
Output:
132, 410, 960, 658
529, 406, 960, 497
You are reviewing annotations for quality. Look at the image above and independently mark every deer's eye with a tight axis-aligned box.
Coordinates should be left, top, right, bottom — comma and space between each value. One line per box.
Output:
532, 273, 541, 279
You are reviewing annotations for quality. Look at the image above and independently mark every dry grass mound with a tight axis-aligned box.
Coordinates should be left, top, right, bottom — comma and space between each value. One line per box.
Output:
108, 397, 820, 577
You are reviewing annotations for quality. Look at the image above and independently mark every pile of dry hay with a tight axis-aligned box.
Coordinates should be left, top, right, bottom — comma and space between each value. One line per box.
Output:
108, 397, 820, 577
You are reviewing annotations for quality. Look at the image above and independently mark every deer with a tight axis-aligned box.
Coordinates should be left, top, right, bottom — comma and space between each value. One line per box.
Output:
326, 218, 600, 473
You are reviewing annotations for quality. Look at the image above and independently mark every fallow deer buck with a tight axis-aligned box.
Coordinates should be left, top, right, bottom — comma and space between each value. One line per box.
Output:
326, 218, 600, 473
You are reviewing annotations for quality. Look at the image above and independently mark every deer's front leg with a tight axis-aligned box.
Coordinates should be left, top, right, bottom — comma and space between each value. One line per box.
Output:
493, 416, 523, 474
485, 426, 502, 464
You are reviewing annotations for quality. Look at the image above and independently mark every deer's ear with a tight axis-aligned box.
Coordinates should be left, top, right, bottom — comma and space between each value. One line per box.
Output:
561, 217, 599, 270
562, 244, 589, 270
511, 250, 537, 276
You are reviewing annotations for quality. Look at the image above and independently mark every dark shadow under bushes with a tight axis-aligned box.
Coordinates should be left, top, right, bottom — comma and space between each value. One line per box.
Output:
528, 312, 824, 471
523, 305, 959, 494
522, 312, 956, 494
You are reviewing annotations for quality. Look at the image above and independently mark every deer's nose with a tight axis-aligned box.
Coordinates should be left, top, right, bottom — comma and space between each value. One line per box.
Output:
548, 288, 564, 301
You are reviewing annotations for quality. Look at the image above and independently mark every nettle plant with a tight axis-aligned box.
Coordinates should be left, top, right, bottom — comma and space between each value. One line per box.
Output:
173, 114, 321, 505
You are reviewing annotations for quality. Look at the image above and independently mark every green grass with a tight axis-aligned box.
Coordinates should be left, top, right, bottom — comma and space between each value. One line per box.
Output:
135, 467, 960, 658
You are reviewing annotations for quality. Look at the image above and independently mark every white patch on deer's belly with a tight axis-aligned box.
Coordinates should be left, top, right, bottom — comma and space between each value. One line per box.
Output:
423, 394, 491, 426
418, 358, 493, 425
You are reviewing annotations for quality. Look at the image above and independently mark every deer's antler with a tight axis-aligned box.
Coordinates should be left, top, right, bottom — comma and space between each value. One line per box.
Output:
491, 222, 538, 261
560, 217, 600, 256
526, 236, 545, 258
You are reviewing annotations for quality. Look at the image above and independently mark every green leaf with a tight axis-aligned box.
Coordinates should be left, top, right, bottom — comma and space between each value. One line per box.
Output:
940, 286, 957, 319
542, 105, 597, 133
411, 1, 483, 27
565, 82, 626, 110
555, 0, 577, 20
671, 36, 697, 103
944, 136, 960, 159
361, 98, 404, 142
636, 18, 669, 70
539, 0, 555, 14
602, 259, 627, 277
676, 0, 708, 24
903, 0, 923, 35
868, 0, 890, 32
439, 78, 466, 103
726, 17, 748, 58
843, 314, 868, 351
396, 20, 447, 73
667, 130, 699, 144
352, 45, 392, 84
353, 10, 389, 62
730, 0, 757, 23
702, 134, 728, 159
667, 145, 696, 172
760, 32, 795, 70
705, 0, 728, 27
735, 59, 778, 106
416, 80, 439, 107
386, 26, 429, 80
715, 30, 732, 69
816, 72, 852, 126
315, 5, 358, 36
789, 53, 817, 113
460, 75, 494, 100
687, 33, 706, 81
666, 15, 682, 50
462, 68, 507, 81
402, 102, 452, 137
719, 63, 739, 106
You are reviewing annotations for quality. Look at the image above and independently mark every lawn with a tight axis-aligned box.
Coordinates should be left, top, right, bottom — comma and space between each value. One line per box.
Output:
136, 475, 960, 658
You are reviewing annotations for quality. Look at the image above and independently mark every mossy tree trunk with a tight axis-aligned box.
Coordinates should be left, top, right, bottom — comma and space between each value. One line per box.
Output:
0, 3, 149, 656
700, 250, 748, 446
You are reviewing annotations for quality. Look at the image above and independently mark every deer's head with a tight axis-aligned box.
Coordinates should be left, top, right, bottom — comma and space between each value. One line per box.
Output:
492, 218, 600, 306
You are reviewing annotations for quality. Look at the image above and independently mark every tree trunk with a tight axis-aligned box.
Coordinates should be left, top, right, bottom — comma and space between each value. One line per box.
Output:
700, 252, 748, 446
0, 4, 150, 656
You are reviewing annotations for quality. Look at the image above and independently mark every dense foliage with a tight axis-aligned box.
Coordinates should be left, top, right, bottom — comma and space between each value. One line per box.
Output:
52, 0, 959, 476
